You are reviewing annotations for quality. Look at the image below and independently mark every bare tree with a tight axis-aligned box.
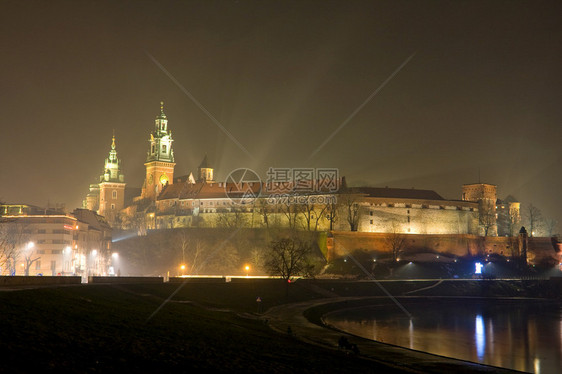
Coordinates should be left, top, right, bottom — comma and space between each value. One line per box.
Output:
264, 237, 316, 282
216, 207, 248, 228
0, 222, 29, 275
280, 200, 302, 230
478, 200, 496, 237
386, 220, 407, 262
172, 230, 208, 275
207, 240, 240, 275
524, 204, 543, 237
254, 198, 271, 228
543, 218, 558, 237
299, 196, 328, 231
340, 193, 360, 231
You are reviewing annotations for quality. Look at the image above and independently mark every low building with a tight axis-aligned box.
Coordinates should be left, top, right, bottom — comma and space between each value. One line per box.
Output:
0, 204, 112, 276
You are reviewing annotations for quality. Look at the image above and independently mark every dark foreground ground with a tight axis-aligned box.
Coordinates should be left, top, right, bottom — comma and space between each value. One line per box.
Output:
0, 279, 556, 373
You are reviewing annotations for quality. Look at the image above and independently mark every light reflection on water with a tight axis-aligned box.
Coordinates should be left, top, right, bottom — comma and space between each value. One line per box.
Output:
475, 314, 484, 361
324, 300, 562, 374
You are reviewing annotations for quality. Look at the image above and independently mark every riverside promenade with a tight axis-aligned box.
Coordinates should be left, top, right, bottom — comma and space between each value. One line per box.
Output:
263, 297, 524, 374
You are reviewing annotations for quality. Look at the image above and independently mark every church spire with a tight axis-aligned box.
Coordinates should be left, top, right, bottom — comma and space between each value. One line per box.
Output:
101, 133, 124, 183
147, 101, 174, 163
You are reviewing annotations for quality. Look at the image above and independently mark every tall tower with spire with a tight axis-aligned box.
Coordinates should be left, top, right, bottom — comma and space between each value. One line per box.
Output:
198, 155, 214, 183
141, 101, 176, 200
98, 133, 126, 224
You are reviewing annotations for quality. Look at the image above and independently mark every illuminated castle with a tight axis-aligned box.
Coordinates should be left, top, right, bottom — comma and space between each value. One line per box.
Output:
83, 103, 520, 240
140, 101, 175, 201
83, 133, 126, 225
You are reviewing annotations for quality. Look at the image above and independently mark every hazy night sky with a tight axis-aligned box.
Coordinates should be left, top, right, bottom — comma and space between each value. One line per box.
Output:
1, 0, 561, 232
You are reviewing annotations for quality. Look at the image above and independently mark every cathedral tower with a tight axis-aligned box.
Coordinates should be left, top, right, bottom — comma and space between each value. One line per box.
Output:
98, 134, 126, 224
141, 101, 176, 200
197, 155, 214, 183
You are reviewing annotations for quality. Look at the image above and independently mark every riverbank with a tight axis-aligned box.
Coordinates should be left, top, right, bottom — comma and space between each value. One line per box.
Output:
265, 297, 524, 374
0, 278, 554, 372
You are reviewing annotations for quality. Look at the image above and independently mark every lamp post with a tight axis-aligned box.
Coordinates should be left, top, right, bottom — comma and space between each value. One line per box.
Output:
245, 265, 250, 277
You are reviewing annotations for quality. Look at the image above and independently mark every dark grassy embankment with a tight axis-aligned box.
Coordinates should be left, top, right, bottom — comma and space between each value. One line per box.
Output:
0, 280, 398, 373
1, 278, 558, 373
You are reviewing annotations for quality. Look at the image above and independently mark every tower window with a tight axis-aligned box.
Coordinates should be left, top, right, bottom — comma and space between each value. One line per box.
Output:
112, 191, 117, 199
111, 204, 115, 210
151, 145, 155, 154
163, 145, 167, 153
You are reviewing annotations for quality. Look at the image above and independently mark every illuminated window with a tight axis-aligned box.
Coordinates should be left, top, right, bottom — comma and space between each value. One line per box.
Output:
35, 261, 41, 270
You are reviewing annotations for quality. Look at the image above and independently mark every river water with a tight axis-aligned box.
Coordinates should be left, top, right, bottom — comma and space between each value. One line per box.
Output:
324, 299, 562, 374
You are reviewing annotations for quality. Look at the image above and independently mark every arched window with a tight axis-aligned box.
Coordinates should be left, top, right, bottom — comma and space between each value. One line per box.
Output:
163, 145, 167, 153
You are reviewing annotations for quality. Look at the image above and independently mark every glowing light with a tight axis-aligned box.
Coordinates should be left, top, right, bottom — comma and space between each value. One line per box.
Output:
112, 252, 119, 259
65, 246, 71, 254
26, 242, 34, 249
534, 358, 540, 374
92, 250, 98, 256
180, 264, 186, 270
475, 314, 485, 360
475, 262, 483, 274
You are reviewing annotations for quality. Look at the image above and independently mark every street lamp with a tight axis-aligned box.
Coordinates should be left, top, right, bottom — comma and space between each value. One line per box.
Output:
245, 265, 250, 277
180, 264, 186, 276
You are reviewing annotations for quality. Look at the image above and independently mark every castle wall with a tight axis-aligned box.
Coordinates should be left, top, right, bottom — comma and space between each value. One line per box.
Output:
357, 203, 479, 235
329, 231, 559, 265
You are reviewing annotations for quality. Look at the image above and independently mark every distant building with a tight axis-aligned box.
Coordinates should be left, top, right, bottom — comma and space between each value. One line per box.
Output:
462, 183, 499, 236
496, 195, 521, 237
0, 204, 112, 276
82, 133, 126, 226
79, 102, 519, 239
140, 101, 175, 201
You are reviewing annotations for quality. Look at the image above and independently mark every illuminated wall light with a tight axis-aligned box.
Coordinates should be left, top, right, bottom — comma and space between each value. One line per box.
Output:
475, 262, 483, 274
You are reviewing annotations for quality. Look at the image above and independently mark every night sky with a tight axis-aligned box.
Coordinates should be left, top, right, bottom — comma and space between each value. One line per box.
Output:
1, 1, 561, 232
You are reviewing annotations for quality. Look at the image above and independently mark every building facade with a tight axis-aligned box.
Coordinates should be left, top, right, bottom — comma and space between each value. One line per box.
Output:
80, 102, 520, 240
0, 204, 113, 277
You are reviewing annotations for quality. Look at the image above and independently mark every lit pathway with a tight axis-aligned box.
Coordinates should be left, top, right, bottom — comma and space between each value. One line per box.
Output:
263, 297, 524, 374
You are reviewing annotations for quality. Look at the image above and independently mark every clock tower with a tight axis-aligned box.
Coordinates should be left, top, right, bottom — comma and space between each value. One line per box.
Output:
141, 101, 176, 200
98, 133, 126, 225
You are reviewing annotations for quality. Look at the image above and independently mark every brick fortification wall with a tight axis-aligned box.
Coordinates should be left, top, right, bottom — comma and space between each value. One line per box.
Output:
357, 204, 479, 235
329, 231, 560, 265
